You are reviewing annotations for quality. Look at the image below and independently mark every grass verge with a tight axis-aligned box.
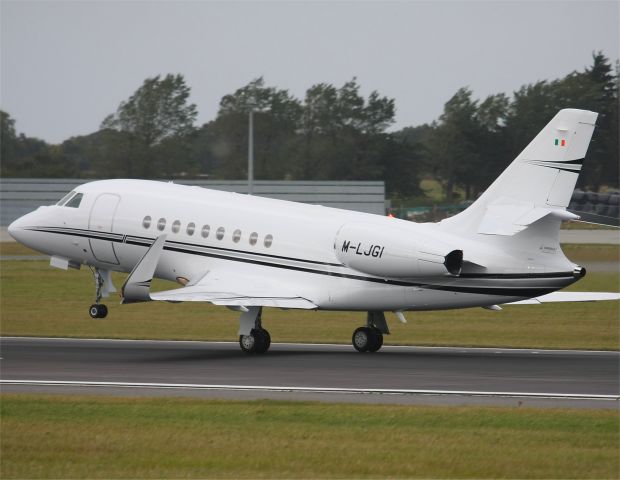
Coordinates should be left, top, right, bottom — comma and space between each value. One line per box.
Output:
1, 244, 618, 350
1, 394, 618, 479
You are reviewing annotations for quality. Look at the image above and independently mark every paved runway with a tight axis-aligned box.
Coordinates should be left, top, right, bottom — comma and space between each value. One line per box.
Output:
1, 337, 618, 408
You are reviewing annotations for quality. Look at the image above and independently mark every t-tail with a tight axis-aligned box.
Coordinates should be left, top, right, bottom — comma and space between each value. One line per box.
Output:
439, 108, 598, 248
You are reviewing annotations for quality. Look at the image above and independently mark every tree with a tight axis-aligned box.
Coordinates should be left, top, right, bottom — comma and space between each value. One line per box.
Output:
425, 88, 481, 200
581, 52, 618, 189
1, 110, 18, 165
101, 74, 197, 147
211, 77, 302, 179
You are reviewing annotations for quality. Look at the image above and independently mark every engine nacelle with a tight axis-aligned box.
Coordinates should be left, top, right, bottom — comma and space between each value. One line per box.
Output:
334, 223, 462, 278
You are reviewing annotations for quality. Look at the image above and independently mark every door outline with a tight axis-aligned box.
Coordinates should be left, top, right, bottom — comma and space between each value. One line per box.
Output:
89, 193, 121, 264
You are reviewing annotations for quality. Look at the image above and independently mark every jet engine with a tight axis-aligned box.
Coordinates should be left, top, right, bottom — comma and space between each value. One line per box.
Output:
334, 223, 463, 278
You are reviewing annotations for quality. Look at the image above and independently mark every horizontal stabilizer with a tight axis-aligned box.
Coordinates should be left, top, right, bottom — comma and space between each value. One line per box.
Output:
478, 197, 579, 236
506, 291, 620, 305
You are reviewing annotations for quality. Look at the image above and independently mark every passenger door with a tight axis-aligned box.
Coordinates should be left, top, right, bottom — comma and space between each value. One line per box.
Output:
89, 193, 120, 264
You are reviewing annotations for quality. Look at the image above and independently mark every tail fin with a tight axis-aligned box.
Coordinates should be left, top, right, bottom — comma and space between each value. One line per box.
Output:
441, 109, 598, 237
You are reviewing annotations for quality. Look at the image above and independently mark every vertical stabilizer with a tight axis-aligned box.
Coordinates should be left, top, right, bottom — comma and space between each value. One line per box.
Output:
440, 109, 598, 238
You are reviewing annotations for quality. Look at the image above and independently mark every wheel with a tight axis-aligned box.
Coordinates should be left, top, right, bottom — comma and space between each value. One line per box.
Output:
239, 333, 257, 353
261, 329, 271, 351
352, 327, 370, 352
367, 328, 383, 352
239, 329, 270, 354
253, 329, 270, 353
353, 327, 382, 353
89, 304, 100, 319
89, 304, 108, 319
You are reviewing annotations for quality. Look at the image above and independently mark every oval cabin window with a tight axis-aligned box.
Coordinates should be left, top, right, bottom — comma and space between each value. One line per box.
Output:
264, 234, 273, 248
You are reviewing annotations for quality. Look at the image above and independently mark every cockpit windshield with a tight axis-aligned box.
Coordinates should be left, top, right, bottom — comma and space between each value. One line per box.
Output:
56, 191, 84, 208
56, 191, 76, 206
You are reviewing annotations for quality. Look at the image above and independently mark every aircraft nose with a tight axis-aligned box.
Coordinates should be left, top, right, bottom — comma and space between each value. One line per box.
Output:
8, 217, 22, 242
7, 214, 28, 243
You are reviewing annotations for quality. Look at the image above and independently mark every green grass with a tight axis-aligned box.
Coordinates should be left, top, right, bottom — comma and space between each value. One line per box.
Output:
1, 251, 618, 349
1, 394, 618, 479
562, 243, 620, 262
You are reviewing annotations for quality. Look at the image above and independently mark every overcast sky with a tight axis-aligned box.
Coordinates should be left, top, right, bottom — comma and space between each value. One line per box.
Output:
1, 0, 618, 144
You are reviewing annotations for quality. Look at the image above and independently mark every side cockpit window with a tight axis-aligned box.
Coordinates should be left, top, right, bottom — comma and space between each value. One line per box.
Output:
64, 193, 84, 208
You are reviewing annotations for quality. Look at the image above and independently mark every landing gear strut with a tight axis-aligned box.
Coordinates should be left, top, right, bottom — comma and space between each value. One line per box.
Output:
238, 306, 271, 354
352, 311, 389, 352
88, 267, 108, 319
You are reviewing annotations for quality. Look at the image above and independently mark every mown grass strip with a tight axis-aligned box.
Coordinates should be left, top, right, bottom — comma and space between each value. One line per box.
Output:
1, 394, 618, 479
1, 245, 618, 350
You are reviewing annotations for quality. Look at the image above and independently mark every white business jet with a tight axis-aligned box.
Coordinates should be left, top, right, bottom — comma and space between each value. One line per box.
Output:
8, 109, 619, 353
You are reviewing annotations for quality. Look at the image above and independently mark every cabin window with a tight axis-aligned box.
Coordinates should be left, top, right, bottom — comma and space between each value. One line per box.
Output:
157, 218, 166, 231
56, 191, 75, 206
172, 220, 181, 234
201, 225, 210, 238
216, 227, 225, 240
249, 232, 258, 246
65, 193, 83, 208
186, 222, 195, 236
143, 216, 152, 229
264, 234, 273, 248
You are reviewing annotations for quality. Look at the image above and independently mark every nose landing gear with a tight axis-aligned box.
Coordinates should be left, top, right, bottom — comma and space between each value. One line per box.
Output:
88, 267, 108, 319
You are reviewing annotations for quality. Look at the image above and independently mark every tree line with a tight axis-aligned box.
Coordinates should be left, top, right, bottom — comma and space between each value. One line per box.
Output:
1, 52, 617, 201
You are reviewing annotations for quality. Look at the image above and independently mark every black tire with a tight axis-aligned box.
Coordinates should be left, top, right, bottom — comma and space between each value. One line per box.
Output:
253, 329, 270, 354
261, 329, 271, 352
239, 329, 269, 354
367, 328, 384, 352
352, 326, 380, 352
89, 304, 100, 319
98, 304, 108, 319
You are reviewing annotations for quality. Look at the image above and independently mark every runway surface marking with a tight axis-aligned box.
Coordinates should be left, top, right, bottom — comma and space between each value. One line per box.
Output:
2, 379, 618, 401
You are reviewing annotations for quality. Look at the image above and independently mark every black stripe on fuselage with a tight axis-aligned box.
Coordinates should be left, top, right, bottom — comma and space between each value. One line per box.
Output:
25, 226, 574, 297
29, 226, 343, 267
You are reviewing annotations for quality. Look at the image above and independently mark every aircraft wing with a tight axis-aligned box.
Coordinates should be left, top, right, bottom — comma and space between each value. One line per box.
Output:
507, 291, 620, 305
120, 235, 317, 309
150, 269, 318, 309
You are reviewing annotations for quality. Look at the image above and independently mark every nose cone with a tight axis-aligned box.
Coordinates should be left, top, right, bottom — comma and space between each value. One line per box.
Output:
7, 217, 23, 242
8, 213, 33, 245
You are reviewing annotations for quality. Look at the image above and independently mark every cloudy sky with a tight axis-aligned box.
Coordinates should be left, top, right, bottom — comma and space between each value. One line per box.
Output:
1, 0, 618, 144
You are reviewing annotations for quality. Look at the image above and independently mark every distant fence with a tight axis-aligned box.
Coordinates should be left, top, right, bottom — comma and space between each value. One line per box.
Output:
0, 178, 386, 226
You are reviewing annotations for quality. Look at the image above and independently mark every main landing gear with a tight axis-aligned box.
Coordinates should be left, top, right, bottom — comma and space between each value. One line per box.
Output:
89, 267, 108, 319
238, 306, 271, 354
352, 311, 390, 353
